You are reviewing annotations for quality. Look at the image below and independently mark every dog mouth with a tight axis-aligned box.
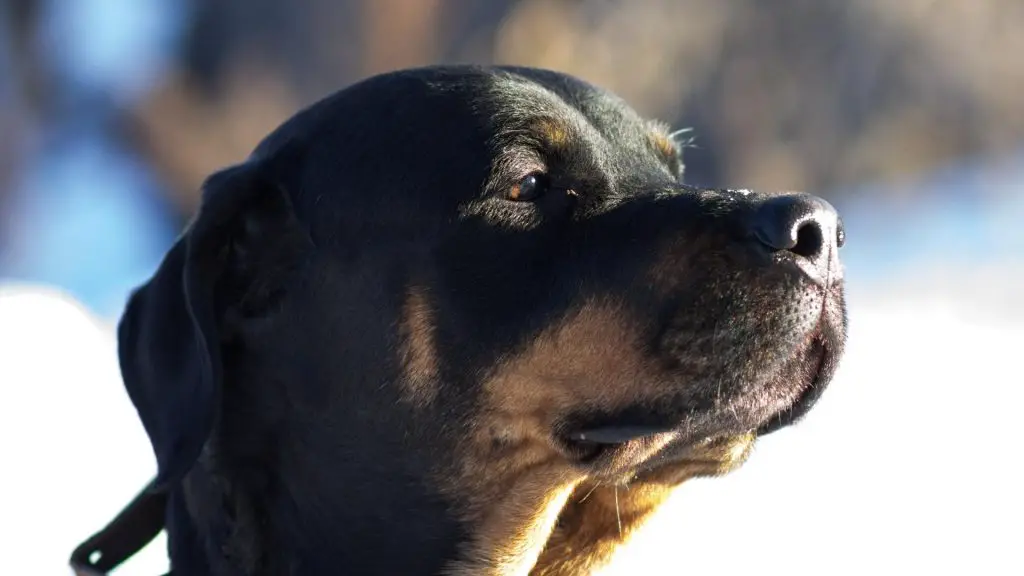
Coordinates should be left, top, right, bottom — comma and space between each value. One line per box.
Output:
557, 426, 679, 471
557, 324, 840, 466
756, 333, 833, 436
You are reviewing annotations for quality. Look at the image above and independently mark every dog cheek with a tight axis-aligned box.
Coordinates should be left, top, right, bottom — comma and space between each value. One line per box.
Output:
439, 301, 667, 575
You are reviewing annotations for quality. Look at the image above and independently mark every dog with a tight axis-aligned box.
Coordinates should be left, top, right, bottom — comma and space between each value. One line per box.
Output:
70, 65, 847, 575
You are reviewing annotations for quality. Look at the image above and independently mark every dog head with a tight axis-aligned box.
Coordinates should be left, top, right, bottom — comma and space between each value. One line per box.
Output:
118, 66, 846, 574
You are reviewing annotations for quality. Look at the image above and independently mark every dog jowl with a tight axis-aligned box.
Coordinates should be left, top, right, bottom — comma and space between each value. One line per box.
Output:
79, 65, 847, 576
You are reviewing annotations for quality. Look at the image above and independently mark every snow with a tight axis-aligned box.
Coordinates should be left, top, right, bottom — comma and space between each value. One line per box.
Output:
0, 285, 167, 575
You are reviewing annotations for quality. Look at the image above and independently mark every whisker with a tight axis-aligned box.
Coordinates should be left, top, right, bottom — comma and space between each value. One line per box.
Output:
728, 399, 741, 424
668, 127, 697, 148
577, 483, 600, 504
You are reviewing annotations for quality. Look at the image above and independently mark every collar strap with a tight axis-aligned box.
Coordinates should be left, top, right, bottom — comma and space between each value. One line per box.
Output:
70, 479, 167, 575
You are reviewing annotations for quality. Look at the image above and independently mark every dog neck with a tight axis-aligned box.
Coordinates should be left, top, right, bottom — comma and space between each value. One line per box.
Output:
442, 474, 681, 576
173, 446, 703, 576
179, 454, 610, 575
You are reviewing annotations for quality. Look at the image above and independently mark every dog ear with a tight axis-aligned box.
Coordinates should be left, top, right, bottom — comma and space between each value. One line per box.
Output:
118, 160, 312, 488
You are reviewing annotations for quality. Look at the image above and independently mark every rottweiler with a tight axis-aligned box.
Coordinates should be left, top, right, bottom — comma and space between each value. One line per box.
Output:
71, 65, 847, 576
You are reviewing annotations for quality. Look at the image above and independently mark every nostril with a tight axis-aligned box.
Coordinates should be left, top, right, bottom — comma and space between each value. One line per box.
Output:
791, 220, 824, 259
750, 193, 840, 263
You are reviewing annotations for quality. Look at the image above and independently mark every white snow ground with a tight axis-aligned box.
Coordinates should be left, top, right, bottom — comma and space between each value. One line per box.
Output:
0, 284, 167, 574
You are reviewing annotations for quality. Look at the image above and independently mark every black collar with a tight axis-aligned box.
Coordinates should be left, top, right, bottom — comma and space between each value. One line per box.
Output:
70, 479, 168, 575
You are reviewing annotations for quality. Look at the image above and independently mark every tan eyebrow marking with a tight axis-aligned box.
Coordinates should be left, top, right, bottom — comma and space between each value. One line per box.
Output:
650, 130, 678, 160
534, 118, 571, 149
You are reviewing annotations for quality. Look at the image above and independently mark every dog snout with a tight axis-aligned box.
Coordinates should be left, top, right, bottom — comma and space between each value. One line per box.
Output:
749, 193, 843, 283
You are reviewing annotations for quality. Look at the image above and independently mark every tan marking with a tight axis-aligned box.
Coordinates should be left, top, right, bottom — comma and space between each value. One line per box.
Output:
442, 300, 676, 575
397, 287, 439, 405
534, 118, 571, 148
481, 300, 673, 428
650, 131, 678, 161
446, 476, 581, 576
531, 483, 662, 576
637, 432, 756, 485
531, 433, 757, 575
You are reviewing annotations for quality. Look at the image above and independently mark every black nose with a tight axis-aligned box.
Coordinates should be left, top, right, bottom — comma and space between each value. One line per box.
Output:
751, 193, 843, 272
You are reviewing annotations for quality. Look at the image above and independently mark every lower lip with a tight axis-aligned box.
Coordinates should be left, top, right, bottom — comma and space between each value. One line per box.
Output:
561, 430, 678, 468
757, 336, 829, 435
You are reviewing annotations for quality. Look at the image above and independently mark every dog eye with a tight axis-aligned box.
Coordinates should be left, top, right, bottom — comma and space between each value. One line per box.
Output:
508, 173, 549, 202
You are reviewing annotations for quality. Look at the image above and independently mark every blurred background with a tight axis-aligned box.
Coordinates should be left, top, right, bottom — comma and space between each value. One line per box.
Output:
0, 1, 1020, 574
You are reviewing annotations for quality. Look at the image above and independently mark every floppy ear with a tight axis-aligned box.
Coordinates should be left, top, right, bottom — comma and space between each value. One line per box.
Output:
118, 160, 312, 488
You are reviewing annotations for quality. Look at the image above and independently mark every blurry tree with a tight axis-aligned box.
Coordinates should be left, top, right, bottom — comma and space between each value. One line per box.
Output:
0, 0, 44, 245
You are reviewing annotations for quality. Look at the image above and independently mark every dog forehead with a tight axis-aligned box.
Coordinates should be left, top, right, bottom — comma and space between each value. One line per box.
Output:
252, 65, 648, 162
251, 66, 494, 158
243, 66, 673, 245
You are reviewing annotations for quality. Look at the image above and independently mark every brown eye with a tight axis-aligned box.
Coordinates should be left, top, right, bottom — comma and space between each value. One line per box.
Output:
508, 172, 549, 202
